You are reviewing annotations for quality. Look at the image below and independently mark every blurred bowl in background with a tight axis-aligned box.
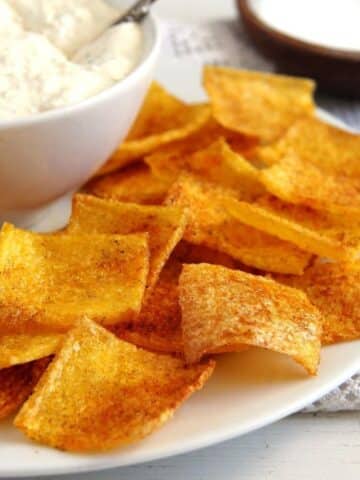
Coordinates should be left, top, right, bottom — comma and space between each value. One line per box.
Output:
236, 0, 360, 98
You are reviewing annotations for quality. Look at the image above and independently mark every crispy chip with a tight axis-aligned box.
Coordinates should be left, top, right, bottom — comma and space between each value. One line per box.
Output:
203, 66, 315, 143
225, 195, 360, 261
165, 174, 311, 274
261, 155, 360, 216
115, 259, 183, 354
273, 262, 360, 345
256, 117, 360, 173
68, 195, 187, 291
86, 163, 169, 205
0, 224, 149, 333
0, 358, 49, 421
15, 319, 215, 452
98, 83, 211, 175
145, 114, 258, 173
147, 137, 264, 199
0, 334, 62, 369
179, 264, 321, 374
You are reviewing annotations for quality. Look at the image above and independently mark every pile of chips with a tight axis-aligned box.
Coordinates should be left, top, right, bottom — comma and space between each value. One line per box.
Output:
1, 66, 360, 452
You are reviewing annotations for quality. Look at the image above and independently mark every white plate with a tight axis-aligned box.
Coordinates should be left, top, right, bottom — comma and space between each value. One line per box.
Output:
1, 11, 360, 475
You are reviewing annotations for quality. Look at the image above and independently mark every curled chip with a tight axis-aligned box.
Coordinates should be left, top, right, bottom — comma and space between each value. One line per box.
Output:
0, 224, 149, 333
165, 173, 311, 274
68, 195, 187, 291
203, 66, 315, 143
145, 115, 258, 176
98, 82, 211, 175
15, 318, 215, 452
225, 195, 360, 261
179, 264, 322, 375
0, 334, 62, 369
0, 358, 50, 421
86, 163, 169, 205
273, 262, 360, 345
261, 155, 360, 216
115, 259, 183, 354
147, 137, 264, 199
256, 117, 360, 174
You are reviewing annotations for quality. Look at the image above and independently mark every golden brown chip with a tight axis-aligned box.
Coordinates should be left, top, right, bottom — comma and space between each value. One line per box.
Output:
179, 264, 322, 374
0, 224, 149, 333
165, 174, 311, 274
147, 137, 264, 199
273, 262, 360, 345
0, 358, 50, 421
225, 195, 360, 261
0, 334, 62, 369
98, 82, 211, 175
203, 66, 315, 143
256, 117, 360, 173
15, 318, 215, 452
261, 155, 360, 216
115, 259, 183, 354
86, 163, 169, 205
145, 114, 258, 172
68, 195, 187, 291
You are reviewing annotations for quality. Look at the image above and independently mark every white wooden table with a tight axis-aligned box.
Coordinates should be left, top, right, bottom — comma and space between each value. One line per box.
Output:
28, 2, 360, 478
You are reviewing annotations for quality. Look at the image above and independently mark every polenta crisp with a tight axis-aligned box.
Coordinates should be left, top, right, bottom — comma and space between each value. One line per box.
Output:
98, 82, 211, 175
225, 195, 360, 261
256, 117, 360, 174
165, 174, 311, 274
179, 264, 322, 374
273, 262, 360, 345
68, 195, 187, 291
0, 358, 49, 421
0, 334, 62, 369
261, 154, 360, 216
15, 319, 215, 452
86, 163, 169, 205
203, 66, 315, 143
0, 224, 149, 333
115, 259, 183, 354
147, 137, 264, 198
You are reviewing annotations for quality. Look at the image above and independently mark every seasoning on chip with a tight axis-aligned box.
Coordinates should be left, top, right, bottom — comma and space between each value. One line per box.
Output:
0, 358, 50, 421
203, 66, 315, 143
115, 259, 183, 354
147, 137, 264, 199
256, 117, 360, 174
0, 334, 62, 369
86, 163, 169, 205
0, 223, 149, 333
165, 173, 311, 274
15, 319, 215, 452
98, 82, 211, 175
273, 261, 360, 345
261, 155, 360, 216
68, 195, 187, 291
225, 195, 360, 261
179, 264, 322, 374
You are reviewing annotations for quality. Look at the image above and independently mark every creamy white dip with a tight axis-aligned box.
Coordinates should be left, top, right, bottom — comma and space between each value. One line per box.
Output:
252, 0, 360, 52
0, 0, 143, 119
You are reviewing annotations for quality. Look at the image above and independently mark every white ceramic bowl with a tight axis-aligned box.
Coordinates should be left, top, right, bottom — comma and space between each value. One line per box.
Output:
0, 13, 161, 227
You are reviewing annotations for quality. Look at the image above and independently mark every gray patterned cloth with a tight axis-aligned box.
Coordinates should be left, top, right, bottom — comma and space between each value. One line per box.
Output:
161, 19, 360, 412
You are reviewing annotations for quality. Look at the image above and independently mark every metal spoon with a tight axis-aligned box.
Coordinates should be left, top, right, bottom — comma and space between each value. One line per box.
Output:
112, 0, 158, 25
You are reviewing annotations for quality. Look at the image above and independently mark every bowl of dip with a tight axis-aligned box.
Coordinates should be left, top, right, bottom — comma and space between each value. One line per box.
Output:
236, 0, 360, 97
0, 0, 161, 226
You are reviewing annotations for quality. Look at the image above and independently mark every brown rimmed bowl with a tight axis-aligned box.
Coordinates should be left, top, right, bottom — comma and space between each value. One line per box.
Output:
236, 0, 360, 98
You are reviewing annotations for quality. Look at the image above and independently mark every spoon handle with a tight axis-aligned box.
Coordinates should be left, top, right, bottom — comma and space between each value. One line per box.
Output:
115, 0, 158, 24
